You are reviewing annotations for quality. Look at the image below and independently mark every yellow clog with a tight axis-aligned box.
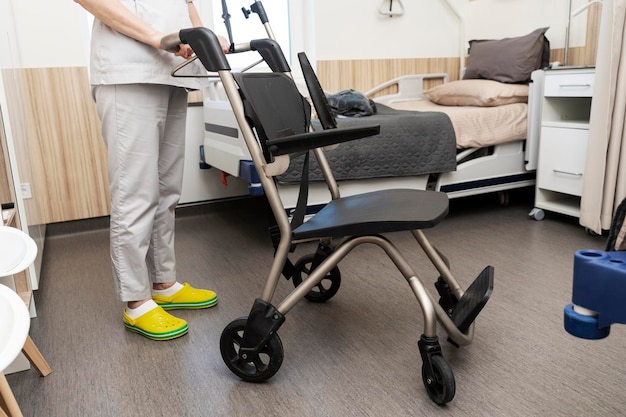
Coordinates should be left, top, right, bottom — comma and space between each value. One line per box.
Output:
152, 283, 218, 310
123, 305, 188, 340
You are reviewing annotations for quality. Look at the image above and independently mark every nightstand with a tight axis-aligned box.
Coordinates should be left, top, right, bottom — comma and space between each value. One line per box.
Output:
530, 67, 595, 221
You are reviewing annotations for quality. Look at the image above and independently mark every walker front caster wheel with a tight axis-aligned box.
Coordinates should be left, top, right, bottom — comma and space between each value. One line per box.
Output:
292, 254, 341, 302
422, 355, 456, 405
220, 317, 284, 383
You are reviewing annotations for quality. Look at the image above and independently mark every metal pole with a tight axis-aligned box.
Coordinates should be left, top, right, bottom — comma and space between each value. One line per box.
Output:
565, 0, 573, 66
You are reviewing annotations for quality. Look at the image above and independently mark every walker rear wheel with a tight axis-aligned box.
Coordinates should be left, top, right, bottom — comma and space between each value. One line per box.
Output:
292, 254, 341, 302
422, 355, 456, 405
220, 317, 284, 383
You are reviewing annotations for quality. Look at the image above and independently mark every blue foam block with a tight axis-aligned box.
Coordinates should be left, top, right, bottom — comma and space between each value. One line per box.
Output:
571, 250, 626, 329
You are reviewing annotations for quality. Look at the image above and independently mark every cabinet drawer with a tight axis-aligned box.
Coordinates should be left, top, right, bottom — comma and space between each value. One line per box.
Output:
537, 127, 588, 196
544, 72, 594, 97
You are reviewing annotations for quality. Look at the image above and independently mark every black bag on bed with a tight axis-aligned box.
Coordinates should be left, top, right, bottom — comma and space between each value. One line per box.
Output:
325, 89, 377, 117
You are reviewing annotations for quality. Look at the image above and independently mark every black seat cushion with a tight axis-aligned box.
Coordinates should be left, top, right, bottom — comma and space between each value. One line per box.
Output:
292, 189, 449, 239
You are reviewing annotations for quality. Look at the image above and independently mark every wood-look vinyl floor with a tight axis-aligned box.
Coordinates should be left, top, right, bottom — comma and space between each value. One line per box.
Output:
7, 190, 626, 417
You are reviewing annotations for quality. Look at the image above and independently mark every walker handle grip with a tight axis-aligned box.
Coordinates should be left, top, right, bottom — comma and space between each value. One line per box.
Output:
160, 33, 183, 53
180, 27, 231, 72
160, 28, 231, 72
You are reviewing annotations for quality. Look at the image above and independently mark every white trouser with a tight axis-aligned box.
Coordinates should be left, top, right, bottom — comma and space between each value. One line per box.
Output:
93, 84, 188, 302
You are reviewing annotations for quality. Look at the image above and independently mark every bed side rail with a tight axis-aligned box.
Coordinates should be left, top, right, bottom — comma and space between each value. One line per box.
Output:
364, 73, 449, 104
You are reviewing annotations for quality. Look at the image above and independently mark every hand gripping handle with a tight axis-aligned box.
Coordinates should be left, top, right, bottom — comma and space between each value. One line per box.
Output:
160, 28, 231, 72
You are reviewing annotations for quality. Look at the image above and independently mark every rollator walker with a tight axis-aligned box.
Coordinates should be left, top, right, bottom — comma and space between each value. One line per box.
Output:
162, 26, 494, 405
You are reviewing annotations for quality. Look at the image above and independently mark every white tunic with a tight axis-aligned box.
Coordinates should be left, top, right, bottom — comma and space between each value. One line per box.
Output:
89, 0, 207, 89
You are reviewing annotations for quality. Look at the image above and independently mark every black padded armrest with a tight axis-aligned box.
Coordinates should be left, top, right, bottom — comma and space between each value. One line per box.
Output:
267, 125, 380, 156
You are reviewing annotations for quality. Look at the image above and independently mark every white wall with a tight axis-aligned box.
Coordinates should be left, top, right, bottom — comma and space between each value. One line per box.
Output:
312, 0, 595, 61
313, 0, 463, 60
0, 0, 20, 69
1, 0, 595, 69
6, 0, 89, 68
0, 0, 304, 69
466, 0, 593, 49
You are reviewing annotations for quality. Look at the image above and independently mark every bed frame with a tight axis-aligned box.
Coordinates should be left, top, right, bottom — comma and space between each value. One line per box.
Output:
199, 69, 544, 210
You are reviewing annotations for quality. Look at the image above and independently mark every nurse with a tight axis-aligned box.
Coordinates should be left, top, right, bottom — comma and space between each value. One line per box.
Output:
74, 0, 229, 341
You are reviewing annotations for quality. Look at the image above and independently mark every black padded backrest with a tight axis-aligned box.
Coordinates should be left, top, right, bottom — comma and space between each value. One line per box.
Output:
297, 52, 337, 130
234, 72, 314, 229
234, 73, 311, 143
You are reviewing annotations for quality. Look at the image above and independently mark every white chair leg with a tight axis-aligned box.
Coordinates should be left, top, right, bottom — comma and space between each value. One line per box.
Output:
0, 372, 23, 417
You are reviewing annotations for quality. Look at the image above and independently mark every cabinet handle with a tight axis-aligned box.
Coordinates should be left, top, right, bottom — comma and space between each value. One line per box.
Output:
553, 169, 583, 176
558, 84, 591, 88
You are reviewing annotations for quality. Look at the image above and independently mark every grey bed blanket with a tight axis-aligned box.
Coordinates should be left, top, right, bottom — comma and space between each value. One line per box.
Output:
276, 103, 457, 183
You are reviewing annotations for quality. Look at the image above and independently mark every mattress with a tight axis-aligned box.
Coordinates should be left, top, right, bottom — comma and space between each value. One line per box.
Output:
276, 105, 457, 183
275, 99, 528, 183
388, 100, 528, 149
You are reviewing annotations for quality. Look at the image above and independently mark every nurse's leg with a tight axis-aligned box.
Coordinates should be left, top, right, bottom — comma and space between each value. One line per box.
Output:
147, 86, 219, 310
95, 84, 189, 341
95, 83, 163, 302
147, 85, 186, 284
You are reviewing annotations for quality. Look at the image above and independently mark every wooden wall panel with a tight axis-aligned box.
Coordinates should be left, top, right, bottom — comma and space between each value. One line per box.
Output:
584, 2, 602, 67
317, 44, 597, 98
2, 67, 110, 225
317, 57, 461, 96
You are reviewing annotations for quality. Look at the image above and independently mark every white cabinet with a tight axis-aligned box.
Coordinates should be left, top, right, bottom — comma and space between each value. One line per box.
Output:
531, 67, 595, 220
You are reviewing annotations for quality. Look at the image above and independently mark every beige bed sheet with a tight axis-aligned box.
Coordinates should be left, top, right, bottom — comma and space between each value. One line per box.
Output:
387, 100, 528, 149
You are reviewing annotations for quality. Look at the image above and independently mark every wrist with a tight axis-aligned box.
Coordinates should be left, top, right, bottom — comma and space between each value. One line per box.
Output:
147, 31, 166, 50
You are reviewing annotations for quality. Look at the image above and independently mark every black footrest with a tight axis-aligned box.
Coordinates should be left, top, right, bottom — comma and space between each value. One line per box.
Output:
450, 266, 494, 333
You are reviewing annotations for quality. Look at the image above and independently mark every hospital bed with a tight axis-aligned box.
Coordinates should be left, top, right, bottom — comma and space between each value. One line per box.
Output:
199, 68, 544, 212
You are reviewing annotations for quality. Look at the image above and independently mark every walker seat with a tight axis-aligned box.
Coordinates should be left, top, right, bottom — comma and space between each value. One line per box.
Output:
169, 27, 495, 405
564, 250, 626, 339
